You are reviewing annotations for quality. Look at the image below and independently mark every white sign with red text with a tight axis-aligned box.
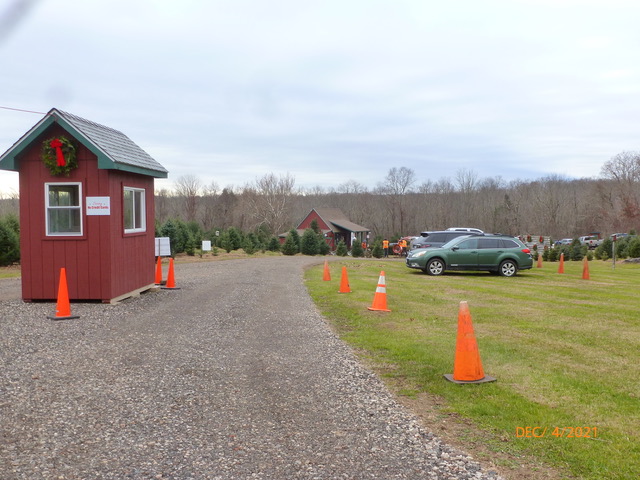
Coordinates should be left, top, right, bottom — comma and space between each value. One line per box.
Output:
86, 196, 111, 215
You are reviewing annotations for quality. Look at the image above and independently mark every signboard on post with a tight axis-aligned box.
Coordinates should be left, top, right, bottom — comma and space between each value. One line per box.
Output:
202, 240, 212, 251
155, 237, 171, 257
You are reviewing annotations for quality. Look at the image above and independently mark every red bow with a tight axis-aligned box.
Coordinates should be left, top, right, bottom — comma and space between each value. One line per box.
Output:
50, 138, 66, 167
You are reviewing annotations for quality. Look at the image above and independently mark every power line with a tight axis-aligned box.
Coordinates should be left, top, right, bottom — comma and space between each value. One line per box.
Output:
0, 105, 46, 115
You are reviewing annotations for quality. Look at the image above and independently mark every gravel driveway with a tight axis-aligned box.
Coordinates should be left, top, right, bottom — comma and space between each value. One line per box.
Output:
1, 257, 502, 479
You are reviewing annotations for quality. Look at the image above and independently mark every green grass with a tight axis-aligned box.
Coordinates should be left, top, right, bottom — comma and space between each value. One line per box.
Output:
305, 259, 640, 479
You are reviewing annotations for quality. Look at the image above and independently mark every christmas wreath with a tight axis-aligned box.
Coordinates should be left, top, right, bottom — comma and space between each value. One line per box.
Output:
41, 136, 77, 176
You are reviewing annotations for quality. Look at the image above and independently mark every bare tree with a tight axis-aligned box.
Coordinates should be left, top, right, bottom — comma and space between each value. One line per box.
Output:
377, 167, 416, 235
200, 181, 219, 231
246, 173, 296, 234
173, 174, 202, 223
601, 151, 640, 227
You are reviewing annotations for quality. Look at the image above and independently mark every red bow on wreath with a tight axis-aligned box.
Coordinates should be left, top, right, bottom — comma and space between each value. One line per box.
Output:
49, 138, 66, 167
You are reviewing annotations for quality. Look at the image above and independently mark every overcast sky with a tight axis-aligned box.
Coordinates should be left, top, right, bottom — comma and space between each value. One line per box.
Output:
1, 0, 639, 195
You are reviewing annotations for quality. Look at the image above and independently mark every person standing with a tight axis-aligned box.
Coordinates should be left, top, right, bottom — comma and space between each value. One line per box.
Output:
383, 238, 389, 258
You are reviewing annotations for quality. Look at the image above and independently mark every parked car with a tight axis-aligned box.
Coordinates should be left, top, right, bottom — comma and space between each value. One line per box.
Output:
410, 230, 481, 250
610, 233, 628, 241
579, 235, 602, 249
554, 238, 573, 246
406, 234, 533, 277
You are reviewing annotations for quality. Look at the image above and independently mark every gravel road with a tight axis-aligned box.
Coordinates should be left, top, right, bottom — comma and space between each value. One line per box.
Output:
1, 257, 503, 479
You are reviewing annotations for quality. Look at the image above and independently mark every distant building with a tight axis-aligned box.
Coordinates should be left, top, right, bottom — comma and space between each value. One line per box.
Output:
287, 207, 370, 250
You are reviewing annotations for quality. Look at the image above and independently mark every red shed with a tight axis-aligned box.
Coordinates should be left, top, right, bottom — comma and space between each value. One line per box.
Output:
0, 108, 168, 303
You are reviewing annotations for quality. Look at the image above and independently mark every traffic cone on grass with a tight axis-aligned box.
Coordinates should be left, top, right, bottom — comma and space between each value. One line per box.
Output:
162, 258, 180, 289
582, 257, 590, 280
339, 266, 351, 293
367, 271, 390, 312
444, 301, 496, 384
537, 254, 542, 268
47, 268, 80, 321
558, 253, 565, 274
323, 260, 331, 281
155, 256, 163, 285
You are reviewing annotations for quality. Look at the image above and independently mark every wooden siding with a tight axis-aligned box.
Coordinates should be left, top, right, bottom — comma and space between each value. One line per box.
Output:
18, 124, 155, 302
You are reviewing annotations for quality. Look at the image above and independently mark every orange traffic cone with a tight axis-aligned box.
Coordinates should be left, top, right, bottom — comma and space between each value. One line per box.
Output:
47, 267, 80, 320
323, 260, 331, 281
155, 256, 163, 285
558, 253, 565, 274
582, 257, 590, 280
368, 271, 390, 312
162, 258, 180, 289
339, 266, 351, 293
537, 254, 542, 268
444, 301, 496, 384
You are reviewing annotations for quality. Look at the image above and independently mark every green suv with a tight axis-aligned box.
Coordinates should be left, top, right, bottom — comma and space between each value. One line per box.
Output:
406, 235, 533, 277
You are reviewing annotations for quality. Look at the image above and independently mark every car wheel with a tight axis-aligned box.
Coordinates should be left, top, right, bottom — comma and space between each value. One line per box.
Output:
499, 260, 518, 277
425, 258, 445, 276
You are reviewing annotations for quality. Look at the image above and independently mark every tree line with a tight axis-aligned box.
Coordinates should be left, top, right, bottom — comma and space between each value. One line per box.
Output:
0, 151, 639, 265
158, 152, 640, 241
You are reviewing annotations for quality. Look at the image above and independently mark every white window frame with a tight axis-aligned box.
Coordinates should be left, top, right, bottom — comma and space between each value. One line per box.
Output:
123, 186, 146, 234
45, 182, 83, 237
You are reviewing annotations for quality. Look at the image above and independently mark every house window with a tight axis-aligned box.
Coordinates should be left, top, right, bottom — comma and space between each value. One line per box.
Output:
46, 183, 83, 236
123, 187, 146, 233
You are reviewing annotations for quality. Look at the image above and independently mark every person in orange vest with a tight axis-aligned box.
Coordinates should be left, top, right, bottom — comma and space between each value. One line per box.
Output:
383, 238, 389, 258
399, 238, 408, 256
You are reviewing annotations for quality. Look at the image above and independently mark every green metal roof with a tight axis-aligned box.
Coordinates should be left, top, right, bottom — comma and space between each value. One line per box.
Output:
0, 108, 168, 178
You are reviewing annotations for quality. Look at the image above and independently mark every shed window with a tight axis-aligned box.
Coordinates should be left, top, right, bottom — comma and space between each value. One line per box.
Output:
46, 183, 82, 236
124, 187, 145, 233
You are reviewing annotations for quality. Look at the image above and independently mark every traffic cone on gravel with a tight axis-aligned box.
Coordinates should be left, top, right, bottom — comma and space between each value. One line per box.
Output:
582, 257, 590, 280
323, 260, 331, 281
444, 301, 496, 384
162, 258, 180, 290
155, 256, 163, 285
558, 253, 565, 274
367, 271, 390, 312
47, 268, 80, 321
339, 266, 351, 293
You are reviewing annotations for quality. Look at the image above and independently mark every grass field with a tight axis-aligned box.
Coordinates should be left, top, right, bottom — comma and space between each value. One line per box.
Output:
305, 258, 640, 479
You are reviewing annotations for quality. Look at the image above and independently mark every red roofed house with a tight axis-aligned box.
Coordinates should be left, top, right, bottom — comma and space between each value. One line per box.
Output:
295, 208, 370, 250
0, 108, 168, 303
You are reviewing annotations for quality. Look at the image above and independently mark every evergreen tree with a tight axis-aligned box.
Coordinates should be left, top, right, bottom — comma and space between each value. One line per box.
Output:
0, 217, 20, 266
288, 228, 301, 253
281, 233, 299, 255
267, 236, 281, 252
351, 241, 364, 257
336, 240, 348, 256
371, 240, 383, 258
242, 237, 256, 254
300, 228, 319, 255
310, 219, 321, 234
317, 233, 331, 255
227, 227, 244, 250
219, 231, 233, 253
